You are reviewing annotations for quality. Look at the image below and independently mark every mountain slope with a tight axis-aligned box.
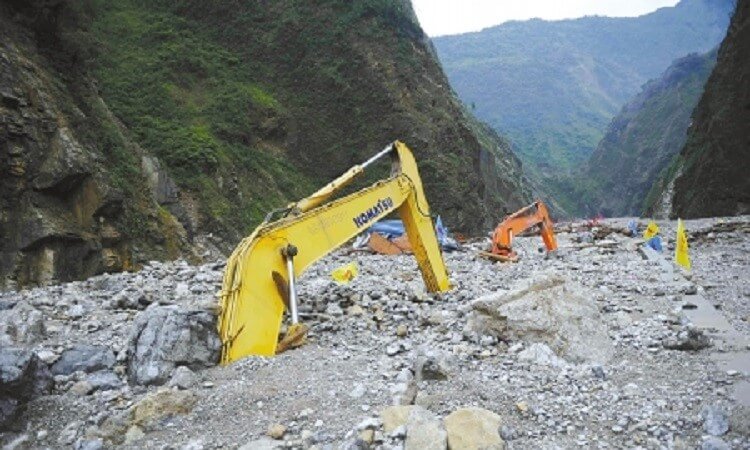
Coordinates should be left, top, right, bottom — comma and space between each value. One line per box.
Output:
578, 51, 717, 217
0, 0, 531, 288
649, 0, 750, 218
433, 0, 734, 202
89, 0, 531, 235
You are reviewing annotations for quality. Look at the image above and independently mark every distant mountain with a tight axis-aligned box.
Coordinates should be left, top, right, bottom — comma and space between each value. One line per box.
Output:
577, 51, 716, 217
433, 0, 735, 204
646, 0, 750, 218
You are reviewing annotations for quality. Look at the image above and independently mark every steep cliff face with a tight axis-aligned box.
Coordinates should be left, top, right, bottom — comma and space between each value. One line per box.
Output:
665, 0, 750, 218
579, 51, 716, 217
0, 0, 530, 288
0, 2, 195, 289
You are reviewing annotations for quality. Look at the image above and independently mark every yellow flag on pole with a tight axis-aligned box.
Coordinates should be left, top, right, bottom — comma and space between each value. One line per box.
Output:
675, 219, 691, 270
644, 220, 660, 239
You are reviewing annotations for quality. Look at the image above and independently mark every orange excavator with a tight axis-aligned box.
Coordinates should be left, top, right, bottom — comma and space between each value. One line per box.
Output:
484, 201, 557, 262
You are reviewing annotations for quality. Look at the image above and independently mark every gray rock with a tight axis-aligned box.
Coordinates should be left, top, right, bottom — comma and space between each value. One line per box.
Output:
702, 404, 729, 436
499, 425, 516, 441
591, 365, 607, 380
0, 348, 53, 427
577, 232, 594, 244
181, 439, 205, 450
110, 292, 147, 310
729, 405, 750, 436
2, 433, 30, 450
86, 370, 123, 392
0, 303, 45, 345
58, 421, 82, 446
342, 439, 370, 450
169, 366, 198, 390
349, 383, 366, 399
69, 380, 94, 396
663, 327, 710, 351
701, 436, 730, 450
0, 300, 17, 311
75, 438, 104, 450
467, 275, 614, 363
517, 343, 567, 367
51, 345, 116, 375
123, 425, 145, 444
67, 304, 86, 319
414, 352, 449, 381
325, 303, 344, 317
238, 437, 283, 450
405, 407, 447, 450
127, 306, 220, 386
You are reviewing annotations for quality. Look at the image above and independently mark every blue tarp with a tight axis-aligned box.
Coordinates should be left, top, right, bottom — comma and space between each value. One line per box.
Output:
366, 216, 458, 251
646, 236, 663, 252
628, 219, 638, 236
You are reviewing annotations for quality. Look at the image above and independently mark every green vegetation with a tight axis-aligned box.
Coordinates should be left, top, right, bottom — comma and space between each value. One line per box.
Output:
433, 0, 734, 213
578, 51, 717, 217
667, 0, 750, 218
88, 0, 316, 236
52, 0, 530, 240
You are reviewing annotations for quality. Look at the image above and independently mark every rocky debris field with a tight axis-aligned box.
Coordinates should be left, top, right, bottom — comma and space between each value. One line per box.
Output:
1, 216, 749, 450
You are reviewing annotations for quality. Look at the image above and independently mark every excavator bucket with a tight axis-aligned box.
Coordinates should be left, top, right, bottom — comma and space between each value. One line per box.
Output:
217, 141, 451, 364
276, 323, 309, 353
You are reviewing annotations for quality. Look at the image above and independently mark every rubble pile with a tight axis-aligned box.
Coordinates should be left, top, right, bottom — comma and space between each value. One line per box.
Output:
0, 217, 748, 449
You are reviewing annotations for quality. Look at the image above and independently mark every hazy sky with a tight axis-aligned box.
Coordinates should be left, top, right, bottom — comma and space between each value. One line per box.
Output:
412, 0, 680, 36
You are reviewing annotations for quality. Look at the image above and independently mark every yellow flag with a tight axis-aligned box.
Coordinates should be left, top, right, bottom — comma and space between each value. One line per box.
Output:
644, 220, 660, 239
331, 262, 358, 284
675, 219, 691, 270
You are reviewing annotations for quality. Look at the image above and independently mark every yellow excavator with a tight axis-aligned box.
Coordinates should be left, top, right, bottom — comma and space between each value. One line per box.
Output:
218, 141, 451, 364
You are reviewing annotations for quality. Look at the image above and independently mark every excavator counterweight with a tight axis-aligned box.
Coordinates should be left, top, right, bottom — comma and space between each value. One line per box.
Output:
218, 141, 451, 364
485, 200, 557, 262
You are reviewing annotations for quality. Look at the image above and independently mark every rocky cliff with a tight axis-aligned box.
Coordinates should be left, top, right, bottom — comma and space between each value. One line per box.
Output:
0, 1, 196, 290
579, 51, 716, 217
0, 0, 531, 288
661, 0, 750, 218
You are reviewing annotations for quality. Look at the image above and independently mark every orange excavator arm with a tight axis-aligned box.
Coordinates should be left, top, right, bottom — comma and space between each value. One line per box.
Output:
490, 201, 557, 259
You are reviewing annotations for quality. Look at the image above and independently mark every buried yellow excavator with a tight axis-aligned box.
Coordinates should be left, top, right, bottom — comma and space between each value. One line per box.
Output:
218, 141, 451, 364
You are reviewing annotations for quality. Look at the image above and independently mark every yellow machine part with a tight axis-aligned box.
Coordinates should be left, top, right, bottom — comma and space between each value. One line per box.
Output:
218, 141, 451, 363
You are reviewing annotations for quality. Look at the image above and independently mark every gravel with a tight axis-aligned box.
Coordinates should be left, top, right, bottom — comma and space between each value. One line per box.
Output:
0, 216, 747, 449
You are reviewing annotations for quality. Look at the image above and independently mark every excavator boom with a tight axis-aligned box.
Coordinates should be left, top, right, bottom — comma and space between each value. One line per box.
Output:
218, 141, 451, 363
489, 200, 557, 260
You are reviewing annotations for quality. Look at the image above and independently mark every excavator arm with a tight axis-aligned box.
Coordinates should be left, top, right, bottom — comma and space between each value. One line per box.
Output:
218, 141, 451, 363
490, 201, 557, 259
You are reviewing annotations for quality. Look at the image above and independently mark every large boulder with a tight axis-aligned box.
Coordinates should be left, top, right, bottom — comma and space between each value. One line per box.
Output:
467, 275, 614, 364
444, 407, 505, 450
405, 407, 447, 450
51, 345, 116, 375
381, 405, 419, 433
127, 306, 220, 386
0, 348, 52, 428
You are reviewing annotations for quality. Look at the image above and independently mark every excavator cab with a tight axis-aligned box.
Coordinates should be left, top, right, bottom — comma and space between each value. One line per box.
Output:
217, 141, 451, 364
